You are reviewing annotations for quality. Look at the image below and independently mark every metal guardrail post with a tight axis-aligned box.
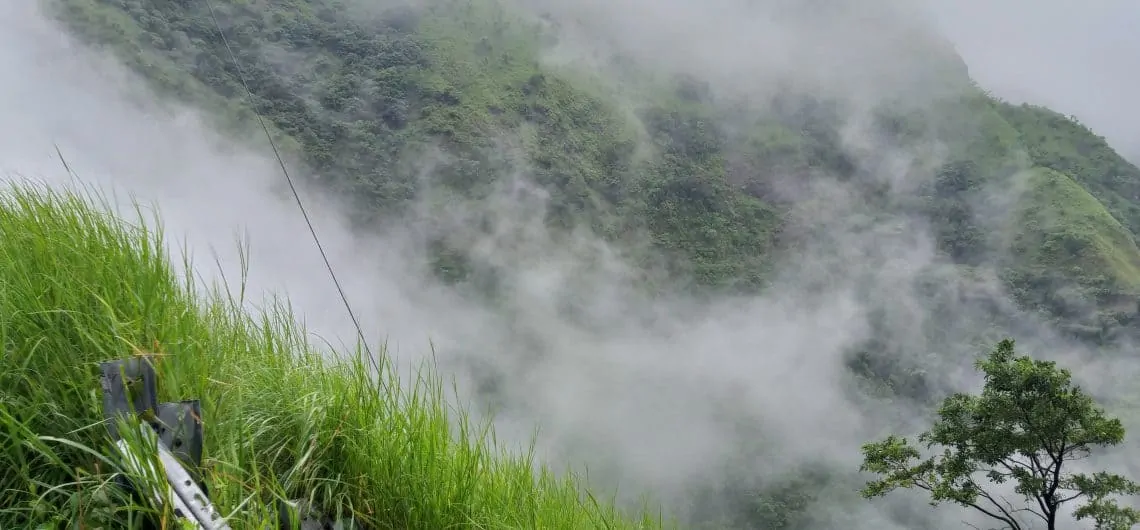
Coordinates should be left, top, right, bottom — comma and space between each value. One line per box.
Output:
100, 355, 228, 529
99, 354, 355, 530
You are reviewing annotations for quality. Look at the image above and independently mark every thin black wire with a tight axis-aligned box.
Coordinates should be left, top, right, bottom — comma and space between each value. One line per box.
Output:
201, 0, 380, 374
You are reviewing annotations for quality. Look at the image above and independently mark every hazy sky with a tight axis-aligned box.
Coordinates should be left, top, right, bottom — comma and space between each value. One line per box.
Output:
927, 0, 1140, 159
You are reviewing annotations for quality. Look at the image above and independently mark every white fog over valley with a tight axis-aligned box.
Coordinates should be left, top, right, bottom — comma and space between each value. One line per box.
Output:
3, 0, 1140, 528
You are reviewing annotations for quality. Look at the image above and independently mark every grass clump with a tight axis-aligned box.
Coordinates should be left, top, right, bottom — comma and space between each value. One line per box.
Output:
0, 180, 663, 529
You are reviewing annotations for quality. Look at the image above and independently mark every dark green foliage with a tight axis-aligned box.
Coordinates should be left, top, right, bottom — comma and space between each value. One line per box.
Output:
633, 100, 783, 288
50, 0, 1140, 309
691, 464, 832, 529
52, 0, 793, 289
920, 159, 989, 264
861, 339, 1140, 530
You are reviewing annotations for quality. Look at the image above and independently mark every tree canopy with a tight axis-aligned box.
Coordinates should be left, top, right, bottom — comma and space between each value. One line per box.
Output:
860, 339, 1140, 529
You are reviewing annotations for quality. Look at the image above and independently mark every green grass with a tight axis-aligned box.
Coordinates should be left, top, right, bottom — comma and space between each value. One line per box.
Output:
0, 179, 665, 529
1009, 167, 1140, 297
995, 102, 1140, 242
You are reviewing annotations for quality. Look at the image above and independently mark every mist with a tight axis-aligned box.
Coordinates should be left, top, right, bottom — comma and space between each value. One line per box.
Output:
925, 0, 1140, 163
4, 0, 1140, 528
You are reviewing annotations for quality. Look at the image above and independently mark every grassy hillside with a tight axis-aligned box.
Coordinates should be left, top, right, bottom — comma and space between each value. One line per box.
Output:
0, 181, 661, 528
996, 101, 1140, 242
1001, 167, 1140, 342
1012, 168, 1140, 296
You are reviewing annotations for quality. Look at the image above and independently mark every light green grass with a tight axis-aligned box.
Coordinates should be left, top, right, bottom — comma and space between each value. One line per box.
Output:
1010, 167, 1140, 295
0, 180, 665, 529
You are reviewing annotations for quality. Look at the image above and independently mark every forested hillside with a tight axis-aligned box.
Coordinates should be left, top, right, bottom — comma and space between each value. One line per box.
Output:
39, 0, 1140, 527
52, 0, 1140, 318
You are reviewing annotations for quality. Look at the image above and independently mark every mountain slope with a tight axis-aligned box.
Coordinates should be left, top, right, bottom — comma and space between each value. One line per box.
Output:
996, 101, 1140, 242
55, 0, 1140, 315
50, 0, 805, 291
33, 0, 1140, 528
1002, 167, 1140, 341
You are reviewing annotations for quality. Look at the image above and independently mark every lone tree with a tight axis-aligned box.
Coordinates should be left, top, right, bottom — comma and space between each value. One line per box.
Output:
859, 339, 1140, 530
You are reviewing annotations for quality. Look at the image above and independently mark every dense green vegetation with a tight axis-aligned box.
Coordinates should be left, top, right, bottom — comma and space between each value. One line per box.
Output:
861, 339, 1140, 530
50, 0, 1140, 316
996, 102, 1140, 242
1007, 168, 1140, 322
20, 0, 1140, 527
0, 182, 662, 528
51, 0, 795, 291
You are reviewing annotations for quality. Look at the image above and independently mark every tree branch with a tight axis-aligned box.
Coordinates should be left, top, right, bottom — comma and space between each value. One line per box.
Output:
1048, 442, 1066, 510
990, 458, 1049, 520
1056, 491, 1084, 504
973, 480, 1024, 530
1000, 457, 1036, 477
1017, 395, 1056, 458
1019, 453, 1053, 517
